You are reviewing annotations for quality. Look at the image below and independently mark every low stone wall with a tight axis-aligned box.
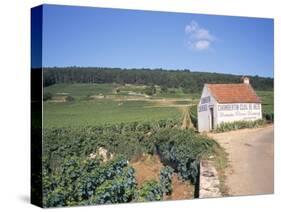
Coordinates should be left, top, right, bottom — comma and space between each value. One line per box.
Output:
199, 160, 222, 198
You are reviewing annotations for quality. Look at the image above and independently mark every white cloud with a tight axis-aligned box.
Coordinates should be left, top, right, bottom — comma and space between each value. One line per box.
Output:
194, 40, 210, 50
185, 21, 215, 51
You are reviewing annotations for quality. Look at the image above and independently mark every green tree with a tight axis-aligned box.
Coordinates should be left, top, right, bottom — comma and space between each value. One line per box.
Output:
160, 85, 168, 93
144, 84, 156, 96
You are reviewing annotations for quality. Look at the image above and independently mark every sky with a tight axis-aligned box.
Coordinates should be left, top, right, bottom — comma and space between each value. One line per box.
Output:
41, 4, 274, 77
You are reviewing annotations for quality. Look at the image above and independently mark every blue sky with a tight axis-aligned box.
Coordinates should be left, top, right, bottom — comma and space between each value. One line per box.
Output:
42, 4, 274, 77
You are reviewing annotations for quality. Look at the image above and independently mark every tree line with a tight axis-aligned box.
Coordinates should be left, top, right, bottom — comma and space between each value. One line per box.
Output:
43, 67, 273, 93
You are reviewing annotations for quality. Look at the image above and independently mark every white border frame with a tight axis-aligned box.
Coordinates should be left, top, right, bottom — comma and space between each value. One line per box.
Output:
0, 0, 279, 212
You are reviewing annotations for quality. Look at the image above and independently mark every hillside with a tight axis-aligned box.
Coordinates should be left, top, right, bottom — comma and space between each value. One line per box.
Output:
42, 67, 273, 93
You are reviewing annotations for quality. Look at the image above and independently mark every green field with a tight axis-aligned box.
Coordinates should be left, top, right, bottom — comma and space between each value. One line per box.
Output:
43, 100, 183, 128
44, 83, 118, 100
256, 91, 274, 114
43, 83, 273, 128
43, 83, 189, 128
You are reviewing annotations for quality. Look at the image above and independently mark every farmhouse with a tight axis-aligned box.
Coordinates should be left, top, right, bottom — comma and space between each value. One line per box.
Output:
197, 77, 262, 132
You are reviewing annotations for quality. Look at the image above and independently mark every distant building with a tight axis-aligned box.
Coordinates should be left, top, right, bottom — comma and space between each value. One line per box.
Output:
197, 77, 262, 132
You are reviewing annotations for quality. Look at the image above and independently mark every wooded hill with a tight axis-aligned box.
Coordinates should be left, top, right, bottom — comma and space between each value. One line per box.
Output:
42, 67, 273, 93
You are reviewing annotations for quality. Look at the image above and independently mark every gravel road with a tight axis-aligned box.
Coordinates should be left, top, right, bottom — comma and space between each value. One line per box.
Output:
209, 125, 274, 196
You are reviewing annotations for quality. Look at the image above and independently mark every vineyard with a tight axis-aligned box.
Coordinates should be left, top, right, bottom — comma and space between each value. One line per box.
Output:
43, 119, 221, 207
42, 82, 272, 207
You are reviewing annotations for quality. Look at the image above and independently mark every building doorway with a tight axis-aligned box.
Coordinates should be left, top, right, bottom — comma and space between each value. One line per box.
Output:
209, 107, 214, 130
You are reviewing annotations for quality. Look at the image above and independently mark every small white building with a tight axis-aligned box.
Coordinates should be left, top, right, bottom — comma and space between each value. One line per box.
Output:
197, 77, 262, 132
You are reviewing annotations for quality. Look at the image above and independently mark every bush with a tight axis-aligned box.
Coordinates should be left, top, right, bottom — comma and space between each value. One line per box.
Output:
182, 87, 189, 94
43, 120, 218, 206
43, 155, 136, 207
214, 119, 266, 133
137, 180, 163, 202
66, 95, 75, 101
144, 84, 156, 96
43, 119, 181, 164
189, 105, 198, 128
160, 86, 168, 93
263, 112, 274, 123
91, 167, 136, 204
152, 128, 216, 184
160, 166, 174, 195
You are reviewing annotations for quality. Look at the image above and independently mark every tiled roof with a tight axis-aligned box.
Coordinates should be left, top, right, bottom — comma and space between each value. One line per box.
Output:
207, 83, 261, 103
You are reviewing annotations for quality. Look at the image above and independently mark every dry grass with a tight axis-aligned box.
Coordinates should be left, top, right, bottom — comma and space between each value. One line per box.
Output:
210, 144, 229, 196
165, 174, 194, 200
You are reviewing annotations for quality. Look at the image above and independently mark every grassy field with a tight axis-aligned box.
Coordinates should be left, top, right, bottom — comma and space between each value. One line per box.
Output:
43, 83, 189, 128
43, 83, 273, 128
256, 91, 274, 114
44, 83, 118, 100
43, 100, 182, 128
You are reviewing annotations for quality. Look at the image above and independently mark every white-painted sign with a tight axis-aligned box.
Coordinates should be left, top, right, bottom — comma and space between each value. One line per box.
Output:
218, 103, 261, 122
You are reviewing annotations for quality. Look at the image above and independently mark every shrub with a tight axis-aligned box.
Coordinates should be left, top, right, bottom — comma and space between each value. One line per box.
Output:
144, 84, 156, 96
66, 95, 75, 101
137, 180, 163, 202
263, 112, 274, 123
189, 105, 198, 128
43, 119, 181, 164
214, 119, 266, 133
160, 166, 174, 195
91, 167, 136, 204
182, 87, 189, 94
43, 155, 136, 207
152, 128, 216, 184
160, 86, 168, 93
44, 188, 66, 207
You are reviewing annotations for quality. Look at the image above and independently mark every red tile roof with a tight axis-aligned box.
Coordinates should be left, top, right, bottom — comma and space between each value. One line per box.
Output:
207, 83, 261, 103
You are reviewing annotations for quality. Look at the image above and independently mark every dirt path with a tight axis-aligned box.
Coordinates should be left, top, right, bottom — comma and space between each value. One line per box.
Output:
131, 154, 194, 200
167, 174, 194, 200
131, 155, 163, 187
209, 125, 274, 196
